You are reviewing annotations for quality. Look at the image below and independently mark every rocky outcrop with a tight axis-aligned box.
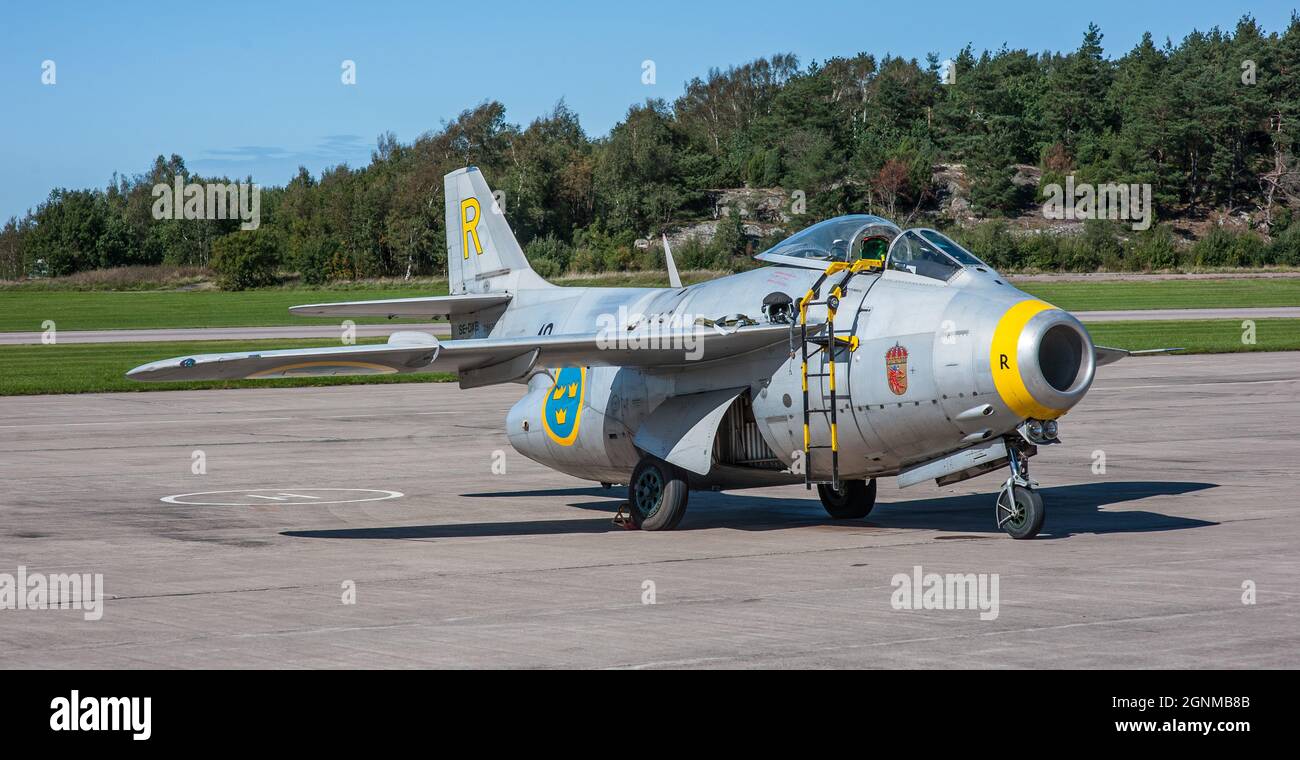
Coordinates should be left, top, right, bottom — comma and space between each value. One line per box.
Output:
931, 163, 971, 219
656, 218, 785, 250
706, 187, 796, 224
931, 162, 1041, 222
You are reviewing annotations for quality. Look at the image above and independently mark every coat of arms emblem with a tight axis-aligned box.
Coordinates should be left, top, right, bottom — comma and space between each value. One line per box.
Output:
886, 343, 908, 395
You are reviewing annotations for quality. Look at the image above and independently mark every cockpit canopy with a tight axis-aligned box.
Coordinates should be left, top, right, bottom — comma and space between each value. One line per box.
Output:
754, 215, 900, 267
754, 215, 987, 283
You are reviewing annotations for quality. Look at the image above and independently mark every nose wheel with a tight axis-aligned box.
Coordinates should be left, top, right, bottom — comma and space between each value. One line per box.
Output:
996, 439, 1044, 539
996, 483, 1044, 539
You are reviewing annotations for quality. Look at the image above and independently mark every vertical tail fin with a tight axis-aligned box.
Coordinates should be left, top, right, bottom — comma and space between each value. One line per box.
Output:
444, 167, 551, 294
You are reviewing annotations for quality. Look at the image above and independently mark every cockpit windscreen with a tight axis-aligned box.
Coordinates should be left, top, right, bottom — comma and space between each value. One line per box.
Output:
885, 229, 986, 281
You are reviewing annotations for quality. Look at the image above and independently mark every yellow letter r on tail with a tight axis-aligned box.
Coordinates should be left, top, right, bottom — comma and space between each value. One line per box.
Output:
461, 197, 482, 259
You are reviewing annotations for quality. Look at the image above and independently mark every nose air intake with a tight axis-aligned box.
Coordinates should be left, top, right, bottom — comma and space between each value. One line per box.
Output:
1038, 323, 1086, 392
990, 300, 1095, 421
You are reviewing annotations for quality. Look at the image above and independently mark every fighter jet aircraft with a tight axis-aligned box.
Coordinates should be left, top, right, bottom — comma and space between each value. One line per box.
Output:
129, 167, 1150, 538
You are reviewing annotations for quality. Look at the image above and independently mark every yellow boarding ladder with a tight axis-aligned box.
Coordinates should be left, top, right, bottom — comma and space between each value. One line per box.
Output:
798, 257, 883, 490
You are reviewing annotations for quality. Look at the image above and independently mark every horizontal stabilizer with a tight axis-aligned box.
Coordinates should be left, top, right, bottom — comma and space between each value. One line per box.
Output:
288, 293, 511, 318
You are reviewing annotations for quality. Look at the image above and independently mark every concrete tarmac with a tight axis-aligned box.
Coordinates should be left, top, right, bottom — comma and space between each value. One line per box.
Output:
0, 352, 1297, 668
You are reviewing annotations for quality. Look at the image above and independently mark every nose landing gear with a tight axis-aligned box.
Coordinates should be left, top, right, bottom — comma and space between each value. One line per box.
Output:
996, 438, 1044, 539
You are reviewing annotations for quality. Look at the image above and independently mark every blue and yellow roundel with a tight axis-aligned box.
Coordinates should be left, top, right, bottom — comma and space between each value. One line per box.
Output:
542, 367, 586, 446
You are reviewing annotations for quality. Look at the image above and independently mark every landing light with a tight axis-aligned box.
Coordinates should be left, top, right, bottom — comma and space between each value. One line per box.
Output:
1018, 418, 1060, 445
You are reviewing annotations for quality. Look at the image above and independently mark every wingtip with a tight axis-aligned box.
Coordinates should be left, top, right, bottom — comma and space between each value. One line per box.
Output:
124, 360, 161, 381
1130, 347, 1185, 355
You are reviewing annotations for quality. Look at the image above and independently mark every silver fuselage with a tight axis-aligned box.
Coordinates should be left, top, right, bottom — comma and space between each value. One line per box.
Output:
465, 262, 1095, 488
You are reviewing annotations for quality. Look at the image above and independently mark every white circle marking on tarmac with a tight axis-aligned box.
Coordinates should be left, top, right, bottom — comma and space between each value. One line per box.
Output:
160, 488, 404, 507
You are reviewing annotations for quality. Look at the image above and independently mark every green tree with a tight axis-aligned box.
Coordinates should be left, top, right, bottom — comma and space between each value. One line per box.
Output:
211, 229, 282, 290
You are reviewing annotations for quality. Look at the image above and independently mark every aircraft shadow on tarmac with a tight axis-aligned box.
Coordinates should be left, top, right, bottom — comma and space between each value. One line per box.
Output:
282, 480, 1217, 541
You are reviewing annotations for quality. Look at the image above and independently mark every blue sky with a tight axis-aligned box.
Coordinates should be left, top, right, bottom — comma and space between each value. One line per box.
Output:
0, 0, 1294, 221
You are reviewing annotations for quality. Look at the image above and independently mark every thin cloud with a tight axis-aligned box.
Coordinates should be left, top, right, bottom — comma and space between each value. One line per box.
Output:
193, 135, 372, 175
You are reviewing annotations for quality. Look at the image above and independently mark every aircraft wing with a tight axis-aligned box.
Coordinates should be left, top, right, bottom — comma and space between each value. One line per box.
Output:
126, 324, 791, 385
125, 332, 443, 381
1094, 345, 1184, 367
288, 293, 511, 318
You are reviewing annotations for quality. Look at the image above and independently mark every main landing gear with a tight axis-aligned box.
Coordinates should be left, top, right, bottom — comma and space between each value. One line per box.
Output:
627, 456, 690, 531
996, 438, 1044, 539
817, 478, 877, 519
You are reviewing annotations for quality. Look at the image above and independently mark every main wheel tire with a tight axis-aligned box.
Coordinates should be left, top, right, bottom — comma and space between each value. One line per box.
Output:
628, 457, 689, 531
997, 484, 1044, 539
817, 478, 877, 519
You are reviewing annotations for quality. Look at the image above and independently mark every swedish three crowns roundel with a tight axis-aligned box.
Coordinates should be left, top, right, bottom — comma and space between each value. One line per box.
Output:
543, 367, 586, 446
